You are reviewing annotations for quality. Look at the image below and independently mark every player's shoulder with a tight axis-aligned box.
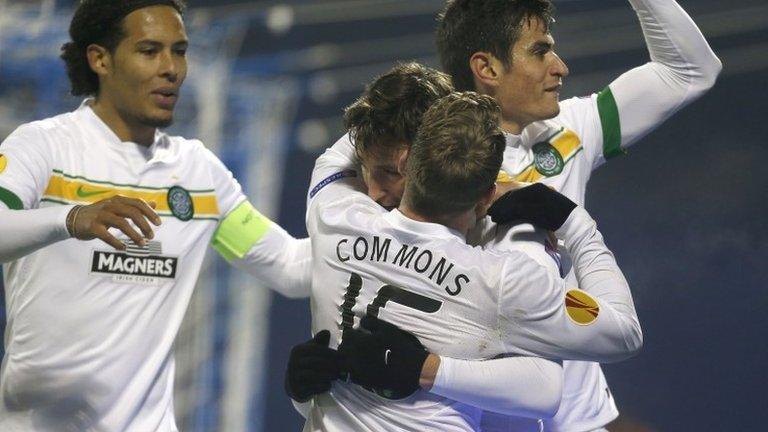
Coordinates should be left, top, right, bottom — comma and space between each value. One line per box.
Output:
554, 94, 599, 128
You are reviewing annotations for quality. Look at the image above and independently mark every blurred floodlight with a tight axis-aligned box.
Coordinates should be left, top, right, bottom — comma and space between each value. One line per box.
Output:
298, 119, 330, 153
267, 5, 294, 35
309, 74, 339, 104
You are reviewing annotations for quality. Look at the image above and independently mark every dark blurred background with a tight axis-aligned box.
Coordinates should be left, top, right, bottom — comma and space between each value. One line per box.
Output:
1, 0, 766, 431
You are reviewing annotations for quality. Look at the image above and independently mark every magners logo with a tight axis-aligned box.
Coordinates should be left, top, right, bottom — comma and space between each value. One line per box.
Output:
91, 240, 177, 282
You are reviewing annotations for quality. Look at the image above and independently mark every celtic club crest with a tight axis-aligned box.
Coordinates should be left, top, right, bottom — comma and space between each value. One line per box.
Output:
532, 141, 565, 177
167, 186, 194, 221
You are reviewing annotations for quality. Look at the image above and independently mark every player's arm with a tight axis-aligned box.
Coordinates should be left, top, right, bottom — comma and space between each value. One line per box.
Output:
0, 126, 160, 262
199, 145, 312, 299
212, 201, 312, 299
339, 315, 564, 418
596, 0, 722, 158
490, 185, 642, 362
428, 355, 563, 418
305, 134, 367, 222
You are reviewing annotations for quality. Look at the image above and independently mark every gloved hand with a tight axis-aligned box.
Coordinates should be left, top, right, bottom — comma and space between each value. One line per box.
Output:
338, 315, 429, 399
285, 330, 344, 402
487, 182, 577, 230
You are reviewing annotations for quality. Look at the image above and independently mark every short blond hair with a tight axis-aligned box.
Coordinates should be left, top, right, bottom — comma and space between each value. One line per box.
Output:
404, 92, 505, 217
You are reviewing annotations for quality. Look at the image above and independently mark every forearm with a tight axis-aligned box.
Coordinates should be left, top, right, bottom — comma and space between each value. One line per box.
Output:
213, 201, 312, 298
0, 205, 73, 263
428, 355, 562, 418
231, 228, 312, 299
556, 208, 643, 358
614, 0, 722, 147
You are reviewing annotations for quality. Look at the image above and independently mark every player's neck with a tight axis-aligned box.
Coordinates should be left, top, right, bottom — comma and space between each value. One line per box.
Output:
398, 204, 472, 238
91, 98, 156, 147
501, 117, 527, 135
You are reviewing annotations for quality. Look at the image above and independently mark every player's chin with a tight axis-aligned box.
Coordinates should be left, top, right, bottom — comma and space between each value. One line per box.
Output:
540, 101, 561, 120
142, 111, 175, 129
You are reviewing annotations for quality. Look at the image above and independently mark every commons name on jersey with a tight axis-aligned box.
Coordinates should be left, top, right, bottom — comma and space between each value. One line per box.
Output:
335, 235, 470, 296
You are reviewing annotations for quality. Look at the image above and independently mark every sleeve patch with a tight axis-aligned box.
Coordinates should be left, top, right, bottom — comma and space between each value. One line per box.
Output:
597, 87, 625, 160
565, 289, 600, 325
309, 170, 357, 199
211, 201, 271, 261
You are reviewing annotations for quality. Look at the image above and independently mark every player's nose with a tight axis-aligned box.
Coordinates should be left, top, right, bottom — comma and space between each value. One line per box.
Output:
552, 53, 569, 77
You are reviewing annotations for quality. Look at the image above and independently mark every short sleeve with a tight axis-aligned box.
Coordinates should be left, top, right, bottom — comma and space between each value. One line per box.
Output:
0, 123, 55, 210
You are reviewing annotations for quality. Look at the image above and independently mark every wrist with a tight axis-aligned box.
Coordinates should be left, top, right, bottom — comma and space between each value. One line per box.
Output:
419, 353, 440, 391
66, 205, 83, 238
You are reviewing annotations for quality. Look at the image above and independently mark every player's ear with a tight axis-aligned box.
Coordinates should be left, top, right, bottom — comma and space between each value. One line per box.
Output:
87, 44, 112, 77
397, 148, 409, 176
470, 52, 503, 92
474, 183, 498, 220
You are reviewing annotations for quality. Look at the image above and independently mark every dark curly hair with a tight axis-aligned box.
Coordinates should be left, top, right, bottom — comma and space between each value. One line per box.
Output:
60, 0, 187, 96
343, 62, 454, 160
436, 0, 555, 91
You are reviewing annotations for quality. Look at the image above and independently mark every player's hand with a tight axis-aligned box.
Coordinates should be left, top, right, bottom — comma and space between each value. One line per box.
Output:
285, 330, 344, 403
338, 315, 428, 399
487, 183, 577, 231
68, 196, 162, 250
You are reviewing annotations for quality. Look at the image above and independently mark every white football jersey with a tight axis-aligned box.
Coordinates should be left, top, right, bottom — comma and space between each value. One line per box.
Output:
486, 92, 622, 431
302, 136, 640, 431
0, 102, 254, 431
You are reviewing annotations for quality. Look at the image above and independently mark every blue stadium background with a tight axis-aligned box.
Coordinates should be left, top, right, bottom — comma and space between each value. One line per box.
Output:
1, 0, 766, 430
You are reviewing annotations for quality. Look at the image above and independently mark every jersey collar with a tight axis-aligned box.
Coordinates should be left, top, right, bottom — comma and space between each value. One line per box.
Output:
78, 100, 174, 165
384, 209, 465, 242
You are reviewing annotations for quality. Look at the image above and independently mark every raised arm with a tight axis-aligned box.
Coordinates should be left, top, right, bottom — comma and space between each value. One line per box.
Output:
611, 0, 722, 149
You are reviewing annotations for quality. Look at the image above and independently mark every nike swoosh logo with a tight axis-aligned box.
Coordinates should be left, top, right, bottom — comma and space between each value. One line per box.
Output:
76, 185, 110, 198
384, 349, 392, 365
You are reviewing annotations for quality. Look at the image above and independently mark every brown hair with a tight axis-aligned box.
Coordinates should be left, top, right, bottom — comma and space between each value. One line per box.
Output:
436, 0, 555, 91
344, 62, 453, 160
403, 92, 505, 217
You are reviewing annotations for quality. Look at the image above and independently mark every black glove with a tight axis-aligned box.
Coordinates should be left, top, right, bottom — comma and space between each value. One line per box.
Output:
285, 330, 344, 402
338, 315, 429, 400
487, 183, 577, 230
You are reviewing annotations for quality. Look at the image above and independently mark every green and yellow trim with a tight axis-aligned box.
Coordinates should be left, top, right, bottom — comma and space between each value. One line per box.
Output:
41, 170, 220, 220
211, 201, 272, 261
597, 87, 625, 159
507, 128, 583, 183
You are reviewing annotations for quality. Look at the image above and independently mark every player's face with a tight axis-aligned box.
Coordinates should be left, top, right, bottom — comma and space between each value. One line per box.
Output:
359, 146, 407, 211
101, 6, 188, 129
496, 18, 569, 131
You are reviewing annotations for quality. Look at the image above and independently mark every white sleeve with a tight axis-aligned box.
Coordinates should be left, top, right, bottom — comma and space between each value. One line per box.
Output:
202, 145, 312, 298
0, 123, 54, 210
306, 134, 366, 224
199, 143, 247, 217
498, 207, 642, 362
229, 228, 312, 299
430, 355, 562, 418
0, 205, 73, 263
0, 123, 71, 262
610, 0, 722, 150
211, 199, 312, 299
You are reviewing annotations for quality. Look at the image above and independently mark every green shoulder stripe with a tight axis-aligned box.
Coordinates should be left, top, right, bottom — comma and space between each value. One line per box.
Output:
597, 87, 625, 159
0, 185, 23, 210
211, 201, 272, 261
